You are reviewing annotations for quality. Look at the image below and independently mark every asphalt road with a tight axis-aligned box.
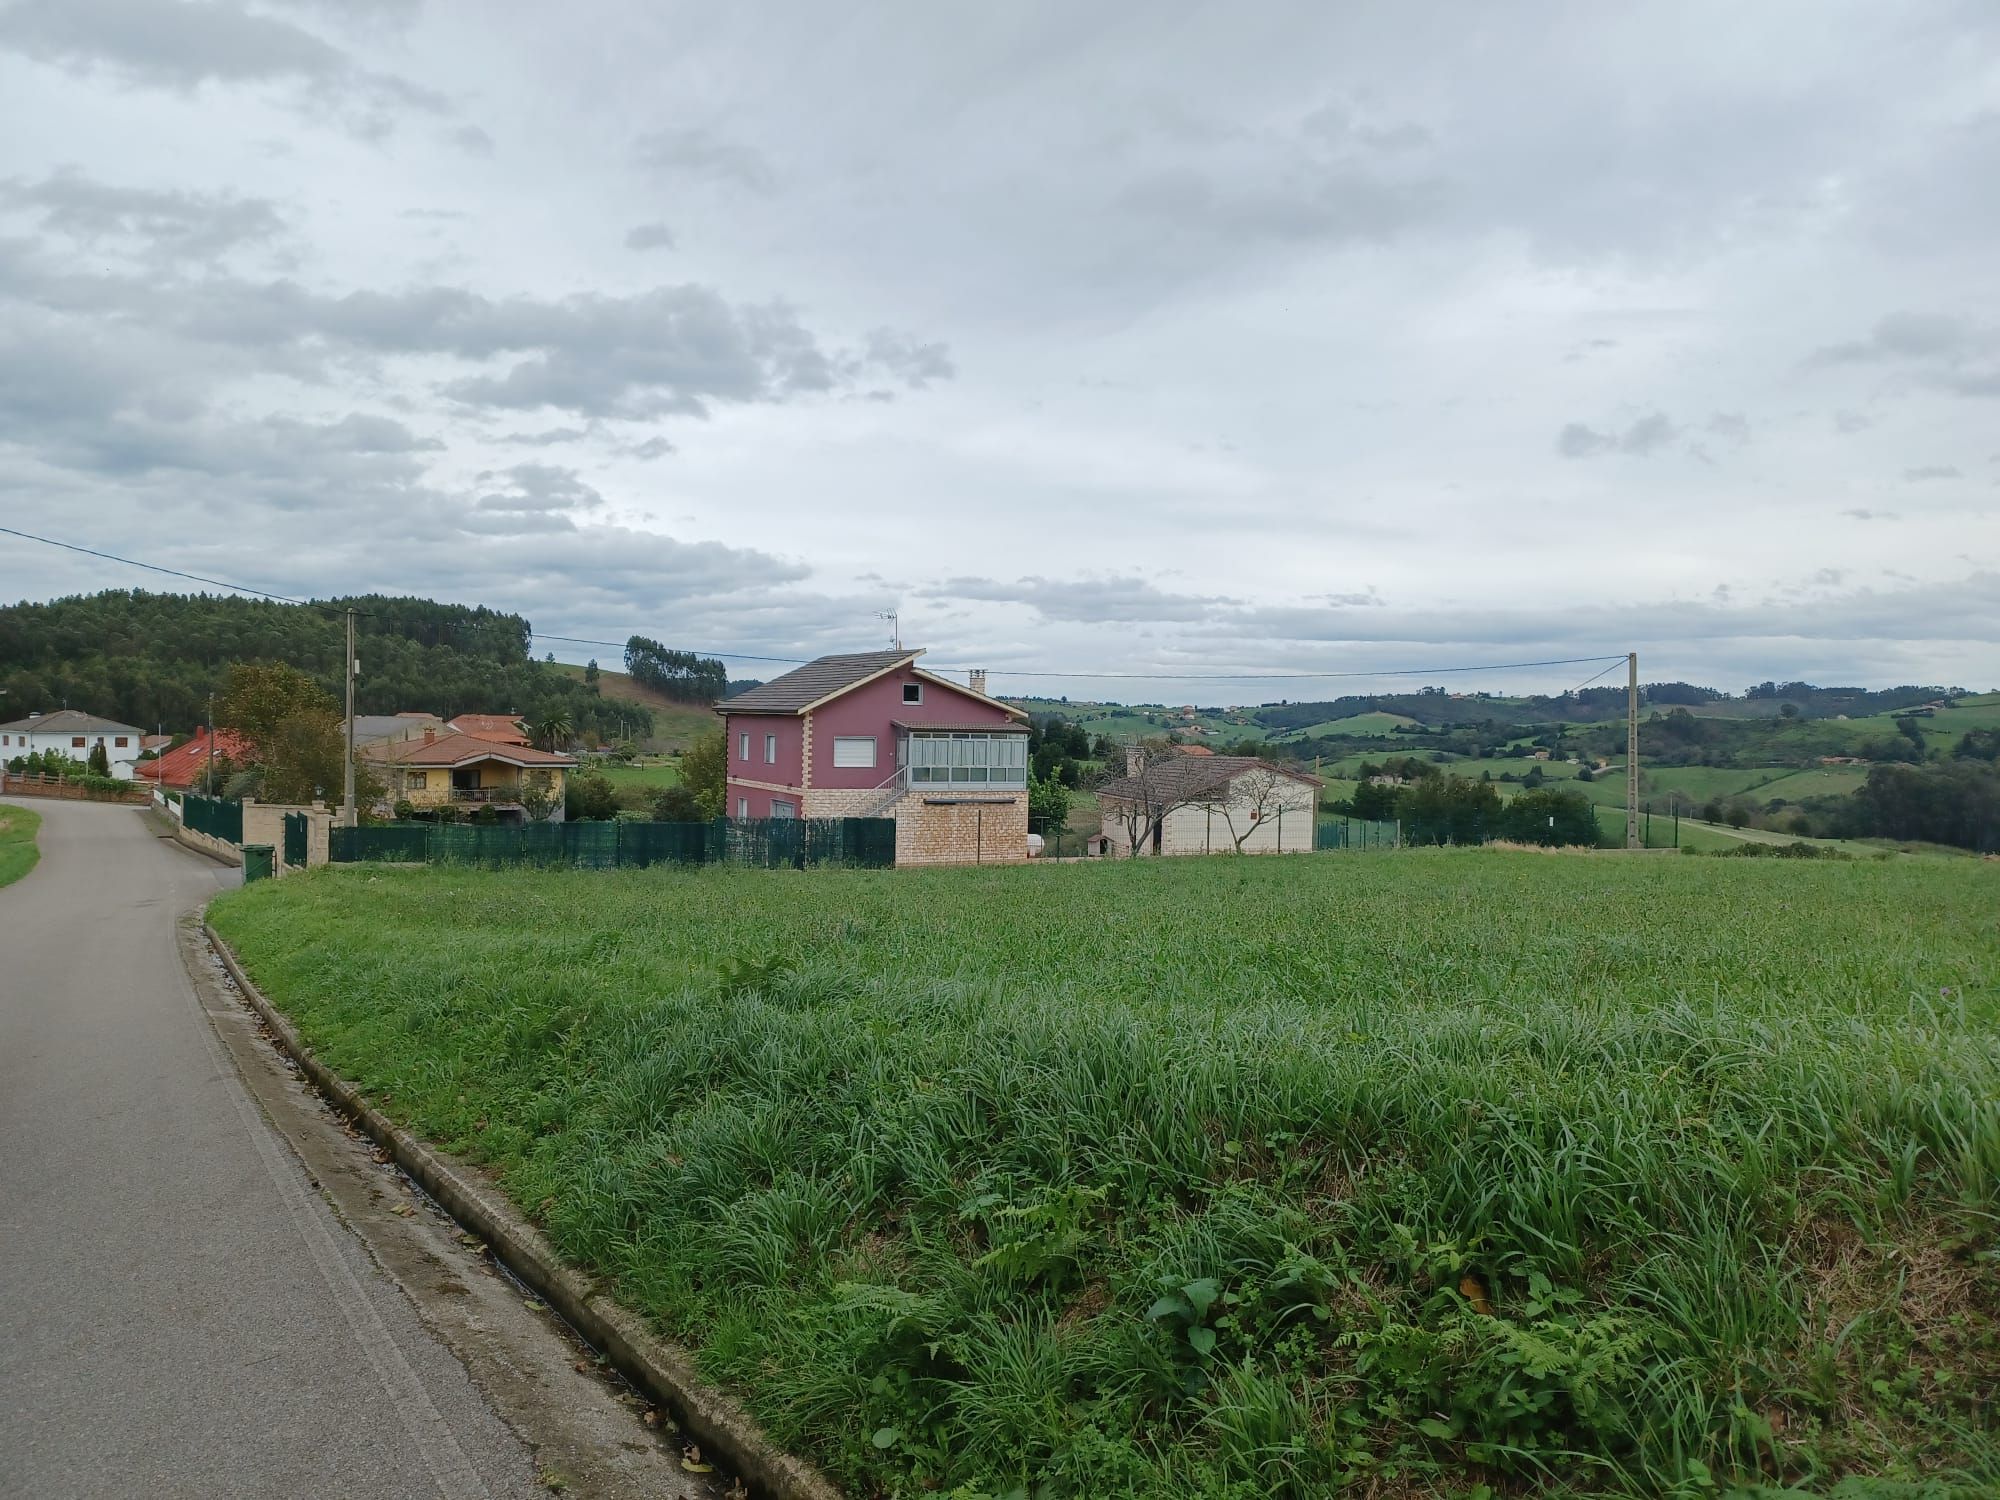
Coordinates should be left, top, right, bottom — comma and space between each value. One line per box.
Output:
0, 800, 545, 1499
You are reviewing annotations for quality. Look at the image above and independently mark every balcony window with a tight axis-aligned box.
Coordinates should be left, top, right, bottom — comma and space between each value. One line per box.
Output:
906, 732, 1026, 787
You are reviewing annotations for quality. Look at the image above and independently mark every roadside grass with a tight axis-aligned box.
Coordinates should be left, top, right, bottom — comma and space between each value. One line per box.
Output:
209, 853, 2000, 1498
0, 801, 40, 888
594, 760, 682, 792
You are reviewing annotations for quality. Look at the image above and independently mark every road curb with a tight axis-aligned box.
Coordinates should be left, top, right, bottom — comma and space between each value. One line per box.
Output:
204, 920, 844, 1500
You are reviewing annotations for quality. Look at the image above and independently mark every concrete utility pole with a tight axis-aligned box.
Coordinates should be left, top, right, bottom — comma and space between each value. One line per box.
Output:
342, 609, 357, 828
1625, 651, 1640, 850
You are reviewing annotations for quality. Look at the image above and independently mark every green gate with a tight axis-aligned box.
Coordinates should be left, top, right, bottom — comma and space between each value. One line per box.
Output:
282, 812, 308, 869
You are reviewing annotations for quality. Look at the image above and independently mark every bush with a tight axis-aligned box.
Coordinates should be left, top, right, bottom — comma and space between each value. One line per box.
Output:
564, 771, 619, 822
649, 785, 702, 822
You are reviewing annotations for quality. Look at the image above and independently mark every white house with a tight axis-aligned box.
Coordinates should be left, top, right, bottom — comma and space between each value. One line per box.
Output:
1098, 750, 1320, 856
0, 710, 148, 780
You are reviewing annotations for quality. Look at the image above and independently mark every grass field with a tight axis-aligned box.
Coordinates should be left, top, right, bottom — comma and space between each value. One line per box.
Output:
1752, 768, 1873, 803
1272, 712, 1421, 740
211, 854, 2000, 1498
593, 759, 682, 792
0, 801, 40, 888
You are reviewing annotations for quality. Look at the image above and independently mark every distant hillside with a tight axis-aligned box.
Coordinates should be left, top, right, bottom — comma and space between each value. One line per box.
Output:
0, 589, 646, 741
550, 663, 720, 750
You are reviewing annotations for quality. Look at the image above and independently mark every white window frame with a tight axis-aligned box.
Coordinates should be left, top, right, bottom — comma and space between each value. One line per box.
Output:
735, 796, 749, 819
764, 732, 778, 764
831, 735, 877, 769
905, 732, 1027, 787
738, 731, 750, 762
902, 682, 923, 704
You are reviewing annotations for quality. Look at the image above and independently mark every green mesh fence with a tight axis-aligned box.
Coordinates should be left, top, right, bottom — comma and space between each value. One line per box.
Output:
183, 793, 243, 844
326, 817, 895, 870
1313, 818, 1402, 851
328, 825, 428, 862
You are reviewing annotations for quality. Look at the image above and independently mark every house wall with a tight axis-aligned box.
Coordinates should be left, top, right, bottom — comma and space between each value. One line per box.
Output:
808, 668, 1018, 790
723, 712, 804, 810
377, 761, 565, 813
1100, 773, 1317, 856
893, 793, 1028, 865
2, 726, 144, 779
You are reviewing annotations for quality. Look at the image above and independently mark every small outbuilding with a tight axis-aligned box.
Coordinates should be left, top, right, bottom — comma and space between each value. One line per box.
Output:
1097, 752, 1320, 856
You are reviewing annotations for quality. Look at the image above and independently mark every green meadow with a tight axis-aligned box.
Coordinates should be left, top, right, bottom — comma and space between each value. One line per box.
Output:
211, 853, 2000, 1498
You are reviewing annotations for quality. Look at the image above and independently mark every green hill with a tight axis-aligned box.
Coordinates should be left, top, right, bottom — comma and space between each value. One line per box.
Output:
0, 589, 654, 742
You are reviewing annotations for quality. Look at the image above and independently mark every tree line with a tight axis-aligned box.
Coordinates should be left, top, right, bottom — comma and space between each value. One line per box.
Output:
623, 637, 729, 703
0, 590, 647, 742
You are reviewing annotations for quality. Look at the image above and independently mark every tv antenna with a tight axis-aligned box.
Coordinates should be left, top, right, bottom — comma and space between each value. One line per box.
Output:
875, 609, 901, 650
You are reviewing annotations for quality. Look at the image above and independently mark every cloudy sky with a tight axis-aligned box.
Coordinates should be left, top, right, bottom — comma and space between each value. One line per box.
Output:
1, 0, 1996, 700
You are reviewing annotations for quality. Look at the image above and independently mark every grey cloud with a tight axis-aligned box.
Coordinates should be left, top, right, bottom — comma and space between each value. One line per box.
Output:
445, 125, 495, 157
862, 329, 956, 388
921, 574, 1242, 624
1842, 508, 1900, 521
1706, 412, 1750, 443
0, 0, 450, 130
0, 239, 952, 421
1834, 409, 1872, 433
499, 426, 590, 446
633, 128, 777, 194
0, 169, 285, 262
1557, 411, 1681, 458
1809, 311, 2000, 398
624, 222, 676, 250
620, 435, 674, 460
1903, 465, 1962, 481
470, 464, 604, 530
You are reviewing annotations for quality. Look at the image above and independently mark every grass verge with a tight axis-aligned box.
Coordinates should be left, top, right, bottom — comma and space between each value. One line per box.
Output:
0, 801, 41, 888
209, 852, 2000, 1498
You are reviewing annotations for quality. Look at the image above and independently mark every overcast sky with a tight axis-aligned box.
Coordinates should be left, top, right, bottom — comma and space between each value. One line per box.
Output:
1, 0, 1996, 701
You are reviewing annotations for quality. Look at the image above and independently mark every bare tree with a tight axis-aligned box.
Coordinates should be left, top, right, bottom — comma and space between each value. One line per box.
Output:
1203, 763, 1296, 853
1102, 751, 1215, 856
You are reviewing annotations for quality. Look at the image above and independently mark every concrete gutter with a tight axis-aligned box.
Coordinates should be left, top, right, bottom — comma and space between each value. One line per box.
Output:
205, 921, 844, 1500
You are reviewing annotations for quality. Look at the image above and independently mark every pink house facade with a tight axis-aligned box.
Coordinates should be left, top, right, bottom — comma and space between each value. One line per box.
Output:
719, 648, 1030, 865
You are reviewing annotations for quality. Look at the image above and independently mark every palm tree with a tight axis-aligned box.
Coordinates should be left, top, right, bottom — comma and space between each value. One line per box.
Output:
534, 709, 573, 752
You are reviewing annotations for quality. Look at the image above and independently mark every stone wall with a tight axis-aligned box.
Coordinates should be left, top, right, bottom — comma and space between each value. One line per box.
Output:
241, 801, 334, 872
895, 794, 1028, 865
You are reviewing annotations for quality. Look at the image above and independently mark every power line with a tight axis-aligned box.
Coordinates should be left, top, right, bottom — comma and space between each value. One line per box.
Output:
1, 524, 1629, 687
0, 525, 312, 605
1569, 658, 1628, 694
926, 654, 1631, 683
530, 632, 812, 666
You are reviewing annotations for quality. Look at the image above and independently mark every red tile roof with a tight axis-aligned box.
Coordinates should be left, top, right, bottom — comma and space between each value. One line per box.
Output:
363, 731, 574, 768
448, 714, 531, 745
134, 729, 255, 789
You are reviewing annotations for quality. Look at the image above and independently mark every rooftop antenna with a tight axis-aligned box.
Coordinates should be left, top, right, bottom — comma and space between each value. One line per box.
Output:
875, 609, 901, 650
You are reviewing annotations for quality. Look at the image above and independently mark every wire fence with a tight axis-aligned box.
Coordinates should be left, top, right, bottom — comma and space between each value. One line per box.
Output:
328, 817, 896, 870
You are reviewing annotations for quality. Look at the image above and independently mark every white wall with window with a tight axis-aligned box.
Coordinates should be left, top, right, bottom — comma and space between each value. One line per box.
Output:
904, 732, 1027, 787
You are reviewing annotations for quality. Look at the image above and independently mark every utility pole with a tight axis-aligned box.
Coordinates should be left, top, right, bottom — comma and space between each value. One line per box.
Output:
1625, 651, 1640, 850
342, 608, 357, 828
206, 694, 215, 795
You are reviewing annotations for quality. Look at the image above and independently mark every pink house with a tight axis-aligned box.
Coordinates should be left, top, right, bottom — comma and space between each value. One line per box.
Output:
718, 648, 1031, 864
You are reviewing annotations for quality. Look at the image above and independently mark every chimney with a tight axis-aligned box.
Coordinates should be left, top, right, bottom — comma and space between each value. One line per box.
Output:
1125, 742, 1146, 776
423, 727, 437, 744
969, 669, 987, 695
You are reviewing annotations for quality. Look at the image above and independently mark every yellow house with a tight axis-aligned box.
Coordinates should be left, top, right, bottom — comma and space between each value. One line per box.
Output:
361, 729, 575, 823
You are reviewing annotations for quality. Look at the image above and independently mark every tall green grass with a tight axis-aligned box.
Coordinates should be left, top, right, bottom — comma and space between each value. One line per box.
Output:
210, 852, 2000, 1498
0, 801, 41, 889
